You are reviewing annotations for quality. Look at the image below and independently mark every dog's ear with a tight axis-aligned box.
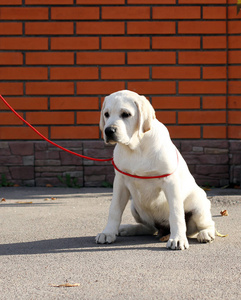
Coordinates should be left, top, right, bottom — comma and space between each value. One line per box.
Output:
99, 97, 106, 132
135, 95, 156, 135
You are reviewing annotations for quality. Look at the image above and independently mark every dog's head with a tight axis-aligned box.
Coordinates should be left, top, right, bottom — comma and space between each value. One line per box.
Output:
100, 90, 156, 149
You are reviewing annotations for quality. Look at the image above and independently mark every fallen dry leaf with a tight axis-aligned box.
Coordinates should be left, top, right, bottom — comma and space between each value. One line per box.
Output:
51, 197, 57, 200
220, 209, 228, 216
216, 230, 228, 238
50, 283, 80, 288
16, 201, 33, 204
202, 187, 211, 191
1, 198, 6, 202
159, 234, 170, 242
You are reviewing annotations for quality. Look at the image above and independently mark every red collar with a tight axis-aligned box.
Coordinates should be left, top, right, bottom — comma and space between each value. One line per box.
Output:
111, 149, 179, 179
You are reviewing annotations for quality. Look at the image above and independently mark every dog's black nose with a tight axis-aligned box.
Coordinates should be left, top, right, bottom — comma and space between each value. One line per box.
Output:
105, 126, 116, 138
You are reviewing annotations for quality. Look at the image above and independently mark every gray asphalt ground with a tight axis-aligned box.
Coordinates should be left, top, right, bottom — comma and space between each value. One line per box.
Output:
0, 187, 240, 300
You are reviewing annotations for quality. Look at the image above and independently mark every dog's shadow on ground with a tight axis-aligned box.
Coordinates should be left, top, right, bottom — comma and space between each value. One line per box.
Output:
0, 235, 201, 256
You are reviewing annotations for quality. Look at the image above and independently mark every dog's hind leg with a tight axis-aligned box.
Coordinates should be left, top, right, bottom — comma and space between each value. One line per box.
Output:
185, 187, 215, 243
119, 201, 156, 236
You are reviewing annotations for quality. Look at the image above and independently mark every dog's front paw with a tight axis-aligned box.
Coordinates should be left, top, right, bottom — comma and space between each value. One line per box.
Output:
95, 233, 116, 244
197, 229, 215, 243
166, 236, 189, 250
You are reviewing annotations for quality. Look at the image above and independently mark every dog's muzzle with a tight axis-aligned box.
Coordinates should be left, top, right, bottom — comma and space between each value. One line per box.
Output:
105, 126, 117, 142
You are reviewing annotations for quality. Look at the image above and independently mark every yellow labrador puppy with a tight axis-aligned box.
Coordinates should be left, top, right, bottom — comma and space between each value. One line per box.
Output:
96, 90, 215, 250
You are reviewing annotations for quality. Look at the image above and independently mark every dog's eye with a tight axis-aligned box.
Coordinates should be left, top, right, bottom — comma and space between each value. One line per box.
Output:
121, 112, 131, 119
104, 112, 109, 118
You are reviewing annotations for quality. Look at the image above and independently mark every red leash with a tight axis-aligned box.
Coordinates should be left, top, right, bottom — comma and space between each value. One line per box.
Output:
0, 94, 178, 179
0, 94, 112, 162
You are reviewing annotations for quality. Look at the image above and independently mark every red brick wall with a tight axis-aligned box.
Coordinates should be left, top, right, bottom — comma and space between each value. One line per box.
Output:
0, 0, 240, 140
0, 0, 240, 187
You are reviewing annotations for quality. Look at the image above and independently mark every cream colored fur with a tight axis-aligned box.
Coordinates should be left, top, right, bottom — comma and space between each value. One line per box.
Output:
96, 90, 215, 250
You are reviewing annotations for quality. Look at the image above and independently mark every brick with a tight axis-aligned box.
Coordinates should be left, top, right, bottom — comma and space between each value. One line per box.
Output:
60, 152, 83, 166
102, 37, 150, 50
9, 166, 34, 180
128, 52, 176, 65
77, 52, 125, 65
196, 165, 229, 176
51, 37, 99, 50
0, 97, 48, 111
178, 111, 226, 124
77, 82, 125, 95
228, 36, 241, 49
167, 126, 201, 139
50, 97, 99, 110
0, 127, 48, 140
101, 67, 149, 80
128, 0, 176, 3
228, 21, 241, 34
179, 0, 226, 3
153, 6, 200, 19
0, 7, 48, 20
9, 142, 34, 155
204, 148, 228, 155
228, 66, 241, 79
25, 22, 74, 35
178, 51, 226, 64
228, 5, 241, 20
229, 140, 241, 152
51, 7, 99, 20
178, 21, 226, 34
203, 67, 226, 79
127, 81, 176, 95
152, 97, 200, 109
77, 112, 100, 124
228, 51, 241, 64
77, 0, 124, 3
156, 111, 176, 124
152, 66, 200, 79
153, 37, 200, 49
179, 81, 226, 95
127, 22, 175, 34
102, 6, 150, 20
50, 67, 98, 80
195, 154, 229, 165
203, 36, 227, 49
0, 0, 22, 4
181, 140, 228, 151
0, 112, 23, 125
0, 155, 22, 165
26, 112, 74, 125
51, 126, 99, 139
26, 0, 73, 3
0, 67, 48, 80
228, 97, 241, 109
203, 7, 226, 19
203, 97, 226, 109
229, 81, 241, 94
0, 37, 48, 50
26, 52, 74, 65
0, 53, 23, 65
0, 23, 22, 35
26, 82, 74, 95
228, 126, 241, 139
0, 83, 23, 95
76, 22, 124, 35
203, 127, 227, 139
35, 150, 60, 160
228, 112, 241, 124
